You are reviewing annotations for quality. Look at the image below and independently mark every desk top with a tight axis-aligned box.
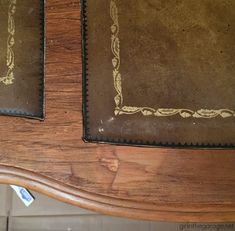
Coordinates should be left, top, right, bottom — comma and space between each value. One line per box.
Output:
0, 0, 235, 222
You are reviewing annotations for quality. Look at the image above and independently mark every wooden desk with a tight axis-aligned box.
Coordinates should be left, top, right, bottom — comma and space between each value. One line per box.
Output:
0, 0, 235, 222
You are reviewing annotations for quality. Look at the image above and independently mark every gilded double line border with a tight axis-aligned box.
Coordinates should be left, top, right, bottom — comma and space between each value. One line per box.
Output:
110, 0, 235, 119
0, 0, 16, 85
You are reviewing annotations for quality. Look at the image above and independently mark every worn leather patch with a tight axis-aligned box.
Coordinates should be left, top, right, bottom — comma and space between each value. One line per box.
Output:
82, 0, 235, 148
0, 0, 44, 119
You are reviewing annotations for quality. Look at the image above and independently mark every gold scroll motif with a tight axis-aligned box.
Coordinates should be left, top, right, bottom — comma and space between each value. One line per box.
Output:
110, 0, 235, 118
0, 0, 16, 85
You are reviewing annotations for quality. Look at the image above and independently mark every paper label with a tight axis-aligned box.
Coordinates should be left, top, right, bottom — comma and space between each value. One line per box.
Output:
11, 185, 34, 207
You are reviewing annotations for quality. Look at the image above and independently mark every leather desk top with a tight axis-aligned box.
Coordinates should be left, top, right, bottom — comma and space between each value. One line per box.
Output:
0, 0, 44, 119
83, 0, 235, 148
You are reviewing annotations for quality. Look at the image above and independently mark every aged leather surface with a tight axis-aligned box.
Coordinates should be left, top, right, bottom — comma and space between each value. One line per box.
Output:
83, 0, 235, 147
0, 0, 44, 119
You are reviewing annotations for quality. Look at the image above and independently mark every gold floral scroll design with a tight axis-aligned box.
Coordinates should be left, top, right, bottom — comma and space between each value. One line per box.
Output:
0, 0, 16, 85
110, 0, 235, 119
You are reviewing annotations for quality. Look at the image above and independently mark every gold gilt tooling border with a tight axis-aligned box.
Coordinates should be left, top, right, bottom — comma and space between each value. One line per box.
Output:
0, 0, 16, 85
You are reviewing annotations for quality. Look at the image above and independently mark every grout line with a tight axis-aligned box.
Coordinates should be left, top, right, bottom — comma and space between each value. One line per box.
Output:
6, 186, 13, 231
6, 216, 9, 231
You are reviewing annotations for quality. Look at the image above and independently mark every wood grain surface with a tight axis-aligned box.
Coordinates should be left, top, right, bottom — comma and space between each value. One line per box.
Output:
0, 0, 235, 222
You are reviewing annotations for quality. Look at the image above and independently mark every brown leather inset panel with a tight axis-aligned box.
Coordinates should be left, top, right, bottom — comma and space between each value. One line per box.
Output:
0, 0, 44, 119
83, 0, 235, 147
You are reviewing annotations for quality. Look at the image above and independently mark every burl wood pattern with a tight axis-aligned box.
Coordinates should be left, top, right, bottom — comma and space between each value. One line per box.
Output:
0, 0, 234, 222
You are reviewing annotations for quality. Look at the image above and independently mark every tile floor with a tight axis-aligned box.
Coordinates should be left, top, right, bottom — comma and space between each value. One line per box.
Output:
0, 185, 234, 231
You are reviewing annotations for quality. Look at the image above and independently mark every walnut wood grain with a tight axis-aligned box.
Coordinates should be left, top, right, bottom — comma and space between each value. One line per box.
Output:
0, 0, 234, 222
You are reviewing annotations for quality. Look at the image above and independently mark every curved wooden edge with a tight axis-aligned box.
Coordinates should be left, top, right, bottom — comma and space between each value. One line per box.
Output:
0, 164, 235, 222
